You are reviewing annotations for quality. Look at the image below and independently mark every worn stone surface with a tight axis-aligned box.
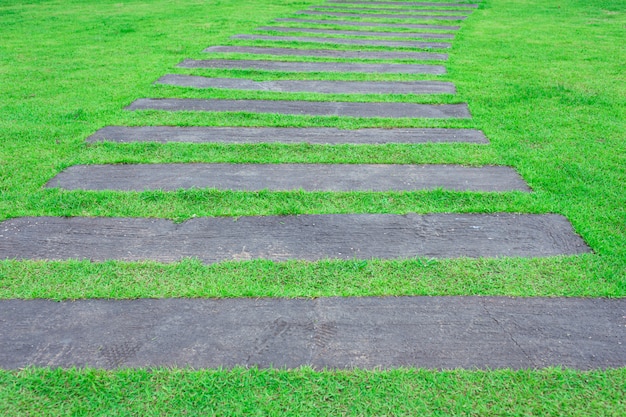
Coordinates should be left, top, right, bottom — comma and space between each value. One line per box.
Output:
86, 126, 489, 144
275, 18, 460, 31
327, 1, 479, 8
2, 296, 618, 370
231, 34, 450, 48
46, 164, 526, 192
311, 6, 472, 14
156, 74, 456, 94
257, 26, 454, 39
126, 98, 471, 119
0, 214, 590, 262
203, 45, 447, 60
185, 57, 447, 72
296, 10, 468, 21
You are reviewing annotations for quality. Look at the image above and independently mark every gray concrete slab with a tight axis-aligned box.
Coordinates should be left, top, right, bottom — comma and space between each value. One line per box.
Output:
0, 213, 590, 262
156, 74, 456, 94
296, 11, 468, 21
328, 1, 479, 8
203, 46, 448, 61
257, 26, 454, 39
311, 6, 472, 14
231, 34, 450, 48
45, 164, 527, 192
275, 18, 460, 31
86, 126, 489, 144
1, 296, 619, 370
183, 58, 446, 73
125, 99, 471, 119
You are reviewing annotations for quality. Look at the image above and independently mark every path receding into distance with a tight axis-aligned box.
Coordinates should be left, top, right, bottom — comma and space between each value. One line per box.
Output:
2, 0, 618, 371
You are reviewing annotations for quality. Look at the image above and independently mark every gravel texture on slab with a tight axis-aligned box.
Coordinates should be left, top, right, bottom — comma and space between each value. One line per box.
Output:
231, 34, 450, 48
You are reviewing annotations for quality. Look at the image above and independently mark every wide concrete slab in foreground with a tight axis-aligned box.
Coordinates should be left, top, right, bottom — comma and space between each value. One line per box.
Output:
231, 34, 450, 48
46, 164, 527, 192
126, 98, 471, 119
156, 74, 456, 94
296, 10, 467, 20
86, 126, 489, 144
182, 58, 445, 73
0, 214, 590, 262
257, 26, 454, 39
275, 18, 460, 31
1, 296, 620, 370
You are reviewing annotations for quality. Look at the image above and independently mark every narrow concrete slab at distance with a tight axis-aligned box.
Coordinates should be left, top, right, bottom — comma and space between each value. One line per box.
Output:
311, 6, 472, 14
0, 214, 590, 262
156, 74, 456, 94
180, 58, 445, 74
257, 26, 454, 39
46, 164, 527, 192
275, 18, 460, 31
203, 46, 448, 61
231, 34, 450, 48
296, 11, 468, 21
126, 99, 471, 119
86, 126, 489, 144
2, 296, 619, 370
328, 1, 479, 8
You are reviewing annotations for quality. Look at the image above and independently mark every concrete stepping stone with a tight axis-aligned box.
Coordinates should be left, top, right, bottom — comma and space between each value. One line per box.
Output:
180, 58, 446, 74
156, 74, 456, 94
203, 46, 448, 61
1, 296, 620, 370
125, 98, 471, 119
328, 1, 479, 8
86, 127, 489, 144
275, 18, 461, 31
296, 11, 468, 21
45, 164, 527, 192
257, 26, 454, 39
0, 214, 590, 262
311, 6, 472, 14
231, 34, 450, 48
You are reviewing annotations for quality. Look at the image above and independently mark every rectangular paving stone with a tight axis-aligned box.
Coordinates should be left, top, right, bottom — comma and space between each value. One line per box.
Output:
0, 213, 590, 262
257, 26, 454, 39
231, 34, 450, 48
45, 164, 527, 192
125, 98, 471, 119
204, 46, 448, 60
180, 58, 446, 74
156, 74, 456, 94
1, 297, 621, 370
311, 6, 472, 14
275, 18, 460, 30
86, 127, 489, 144
296, 11, 468, 20
328, 1, 479, 8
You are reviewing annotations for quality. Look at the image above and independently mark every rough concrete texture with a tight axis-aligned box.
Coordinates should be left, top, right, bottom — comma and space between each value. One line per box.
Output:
296, 10, 468, 21
231, 34, 451, 48
203, 46, 448, 61
156, 74, 456, 94
257, 26, 454, 39
328, 1, 479, 8
181, 58, 446, 73
125, 98, 471, 119
0, 214, 590, 262
274, 18, 460, 30
45, 164, 527, 192
86, 126, 489, 144
1, 296, 619, 370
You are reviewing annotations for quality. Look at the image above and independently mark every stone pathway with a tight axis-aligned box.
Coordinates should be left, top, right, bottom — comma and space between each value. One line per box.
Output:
1, 1, 615, 370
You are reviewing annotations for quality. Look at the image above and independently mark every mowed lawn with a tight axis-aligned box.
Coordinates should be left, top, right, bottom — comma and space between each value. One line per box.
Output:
0, 0, 624, 415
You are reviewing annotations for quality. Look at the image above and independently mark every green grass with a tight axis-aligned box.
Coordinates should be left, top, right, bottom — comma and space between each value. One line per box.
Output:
0, 0, 625, 414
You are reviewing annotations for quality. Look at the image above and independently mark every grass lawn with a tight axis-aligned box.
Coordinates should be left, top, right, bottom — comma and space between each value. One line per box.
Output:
0, 0, 624, 414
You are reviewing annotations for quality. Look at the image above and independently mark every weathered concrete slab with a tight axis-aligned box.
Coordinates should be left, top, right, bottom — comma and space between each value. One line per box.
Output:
231, 34, 450, 48
203, 45, 448, 60
156, 74, 456, 94
0, 214, 590, 262
126, 98, 471, 119
180, 58, 446, 74
86, 127, 489, 144
311, 6, 472, 14
0, 297, 620, 370
328, 1, 479, 8
275, 18, 460, 30
257, 26, 454, 39
296, 10, 468, 21
46, 164, 527, 192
